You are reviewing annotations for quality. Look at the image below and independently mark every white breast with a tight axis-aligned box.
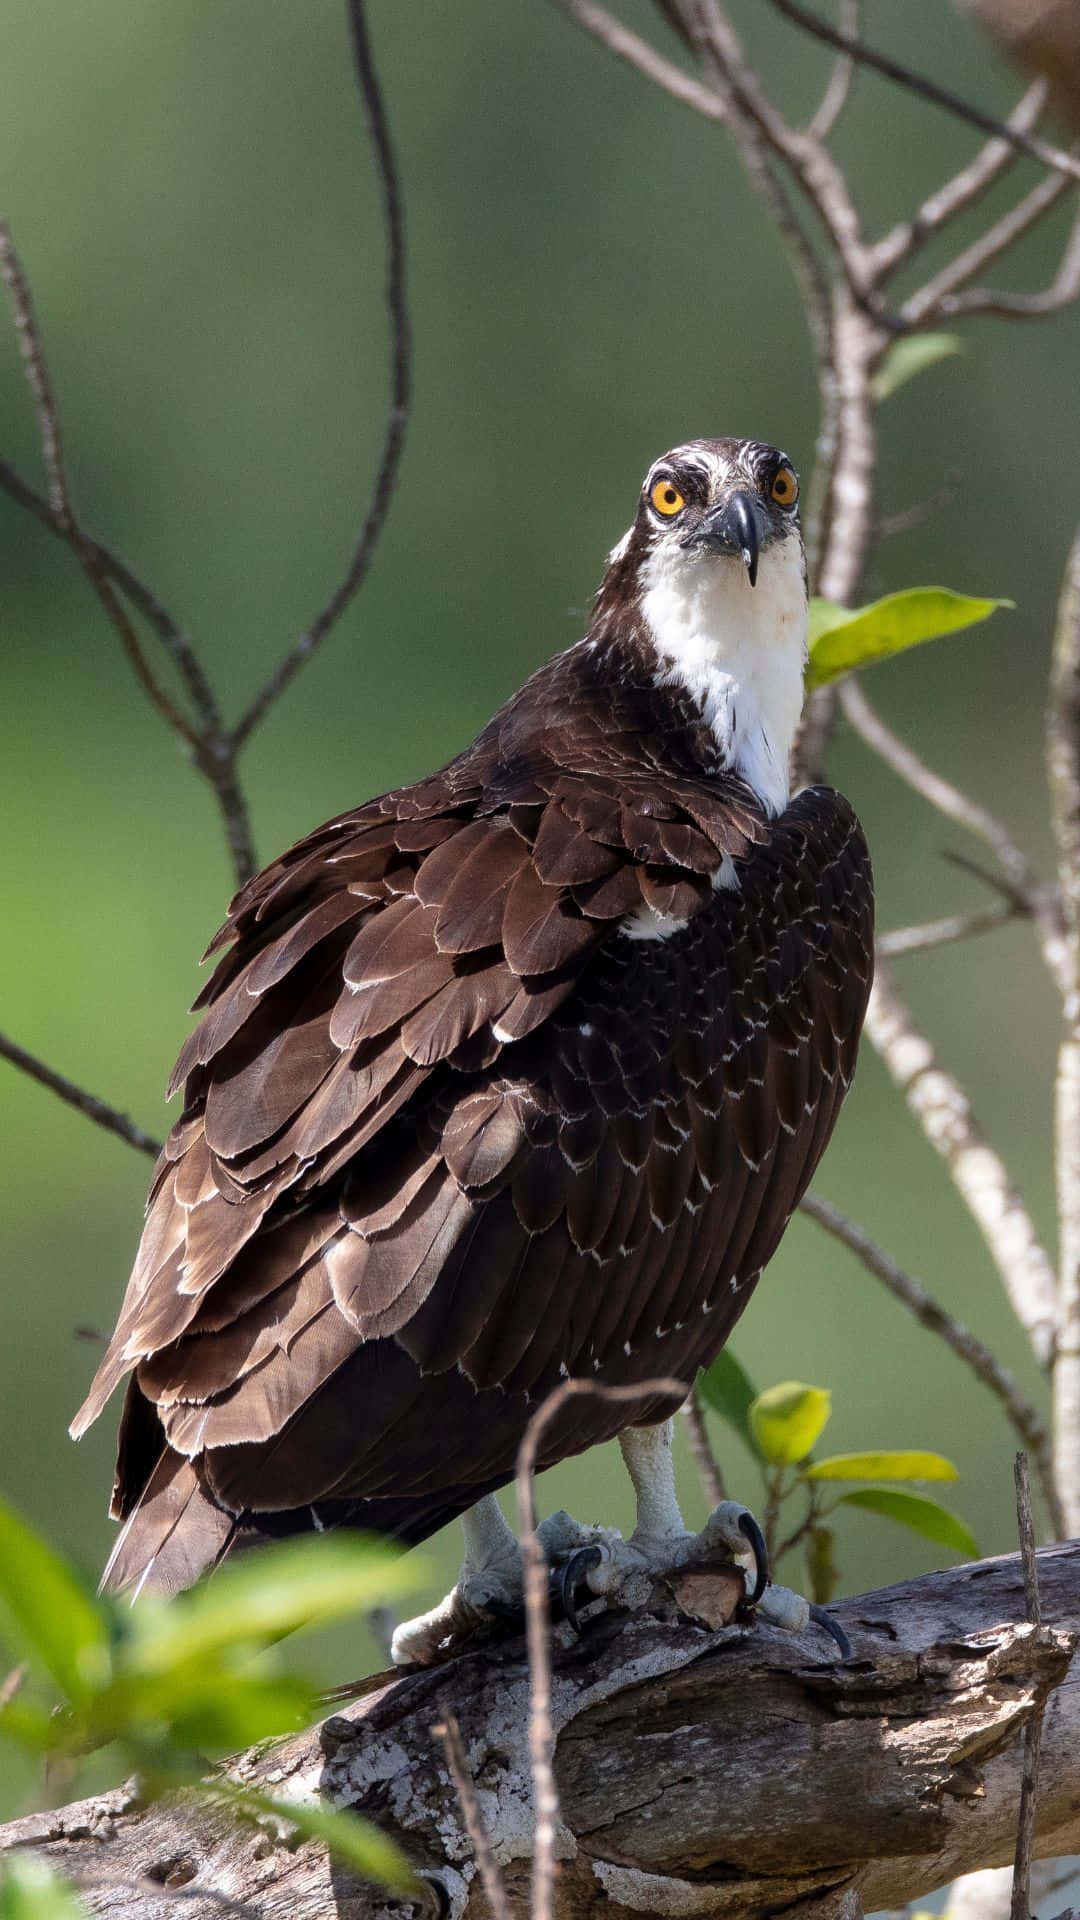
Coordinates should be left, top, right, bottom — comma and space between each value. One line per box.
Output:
640, 535, 807, 817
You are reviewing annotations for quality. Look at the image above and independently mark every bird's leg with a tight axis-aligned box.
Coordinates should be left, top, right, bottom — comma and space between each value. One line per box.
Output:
578, 1419, 835, 1641
390, 1493, 527, 1667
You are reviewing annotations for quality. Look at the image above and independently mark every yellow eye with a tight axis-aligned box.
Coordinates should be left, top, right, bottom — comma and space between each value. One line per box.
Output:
650, 478, 686, 517
770, 465, 799, 508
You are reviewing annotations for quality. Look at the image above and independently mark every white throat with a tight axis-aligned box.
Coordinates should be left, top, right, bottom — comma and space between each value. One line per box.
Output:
640, 536, 807, 816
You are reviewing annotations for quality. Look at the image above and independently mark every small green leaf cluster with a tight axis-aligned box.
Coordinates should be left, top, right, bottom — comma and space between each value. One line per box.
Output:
697, 1354, 976, 1603
0, 1498, 422, 1901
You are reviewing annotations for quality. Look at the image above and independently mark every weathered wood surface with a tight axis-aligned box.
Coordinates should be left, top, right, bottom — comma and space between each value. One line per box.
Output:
3, 1543, 1079, 1919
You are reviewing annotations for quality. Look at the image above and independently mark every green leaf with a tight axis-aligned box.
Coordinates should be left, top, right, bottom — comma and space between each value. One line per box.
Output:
806, 1450, 958, 1484
836, 1488, 977, 1557
748, 1382, 831, 1466
0, 1695, 73, 1755
127, 1534, 420, 1674
697, 1350, 759, 1451
0, 1856, 89, 1920
216, 1786, 417, 1893
0, 1499, 111, 1707
95, 1666, 318, 1755
871, 332, 963, 402
806, 587, 1012, 690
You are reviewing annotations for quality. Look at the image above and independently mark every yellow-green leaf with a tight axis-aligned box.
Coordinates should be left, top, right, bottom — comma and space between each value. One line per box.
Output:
0, 1857, 89, 1920
836, 1489, 976, 1557
749, 1382, 831, 1466
806, 587, 1011, 690
871, 332, 963, 402
697, 1350, 758, 1451
217, 1786, 417, 1893
806, 1450, 958, 1484
127, 1534, 421, 1674
0, 1500, 111, 1707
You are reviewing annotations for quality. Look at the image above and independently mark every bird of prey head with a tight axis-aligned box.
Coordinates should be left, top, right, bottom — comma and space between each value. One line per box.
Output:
593, 438, 808, 819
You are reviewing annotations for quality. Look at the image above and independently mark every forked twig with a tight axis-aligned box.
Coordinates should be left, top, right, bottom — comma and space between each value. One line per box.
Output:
800, 1191, 1063, 1536
0, 1032, 161, 1161
768, 0, 1080, 184
515, 1375, 687, 1920
231, 0, 410, 747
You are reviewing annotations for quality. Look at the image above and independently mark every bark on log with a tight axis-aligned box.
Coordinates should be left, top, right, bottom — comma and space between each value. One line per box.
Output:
3, 1543, 1079, 1920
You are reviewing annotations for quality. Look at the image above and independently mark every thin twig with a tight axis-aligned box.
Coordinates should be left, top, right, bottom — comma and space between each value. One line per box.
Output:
1048, 526, 1080, 1537
0, 221, 199, 751
800, 1192, 1064, 1537
0, 458, 223, 738
681, 1387, 726, 1506
515, 1376, 687, 1920
768, 0, 1080, 184
940, 204, 1080, 320
432, 1715, 513, 1920
0, 234, 256, 884
807, 0, 858, 141
841, 679, 1037, 892
877, 901, 1021, 960
872, 79, 1048, 278
231, 0, 410, 748
0, 1032, 161, 1160
842, 680, 1070, 992
903, 169, 1076, 328
554, 0, 727, 121
864, 965, 1061, 1373
674, 0, 874, 304
1010, 1453, 1043, 1920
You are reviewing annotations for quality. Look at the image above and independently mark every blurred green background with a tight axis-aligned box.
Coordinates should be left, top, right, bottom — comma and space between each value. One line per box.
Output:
2, 0, 1079, 1820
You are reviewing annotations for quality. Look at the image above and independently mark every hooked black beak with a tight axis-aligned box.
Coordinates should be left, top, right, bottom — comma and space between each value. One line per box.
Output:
684, 490, 761, 587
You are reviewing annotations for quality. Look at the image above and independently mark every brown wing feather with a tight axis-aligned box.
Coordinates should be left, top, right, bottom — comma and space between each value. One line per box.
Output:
74, 635, 872, 1596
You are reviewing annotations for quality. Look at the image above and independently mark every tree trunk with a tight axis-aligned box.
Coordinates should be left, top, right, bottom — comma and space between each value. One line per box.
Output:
3, 1543, 1078, 1919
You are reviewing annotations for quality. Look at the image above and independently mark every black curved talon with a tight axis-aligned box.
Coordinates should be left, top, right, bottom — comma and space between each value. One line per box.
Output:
808, 1604, 851, 1658
557, 1545, 603, 1634
736, 1509, 770, 1607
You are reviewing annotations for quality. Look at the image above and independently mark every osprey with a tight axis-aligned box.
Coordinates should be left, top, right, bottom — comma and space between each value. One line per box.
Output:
73, 437, 873, 1663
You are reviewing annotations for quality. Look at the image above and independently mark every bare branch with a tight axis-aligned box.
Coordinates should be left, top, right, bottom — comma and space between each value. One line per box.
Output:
1011, 1453, 1043, 1920
1048, 526, 1080, 1536
231, 0, 410, 748
903, 169, 1076, 327
806, 0, 859, 141
872, 79, 1048, 278
674, 0, 873, 303
0, 239, 256, 885
864, 963, 1060, 1371
938, 202, 1080, 320
554, 0, 727, 120
0, 1032, 161, 1161
515, 1376, 686, 1920
842, 679, 1071, 993
0, 459, 222, 740
876, 901, 1022, 960
800, 1190, 1063, 1536
768, 0, 1080, 184
0, 221, 199, 753
841, 679, 1036, 893
431, 1715, 512, 1920
681, 1386, 726, 1506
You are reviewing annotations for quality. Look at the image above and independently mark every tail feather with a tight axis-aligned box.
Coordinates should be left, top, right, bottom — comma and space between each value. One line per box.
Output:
100, 1448, 236, 1599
